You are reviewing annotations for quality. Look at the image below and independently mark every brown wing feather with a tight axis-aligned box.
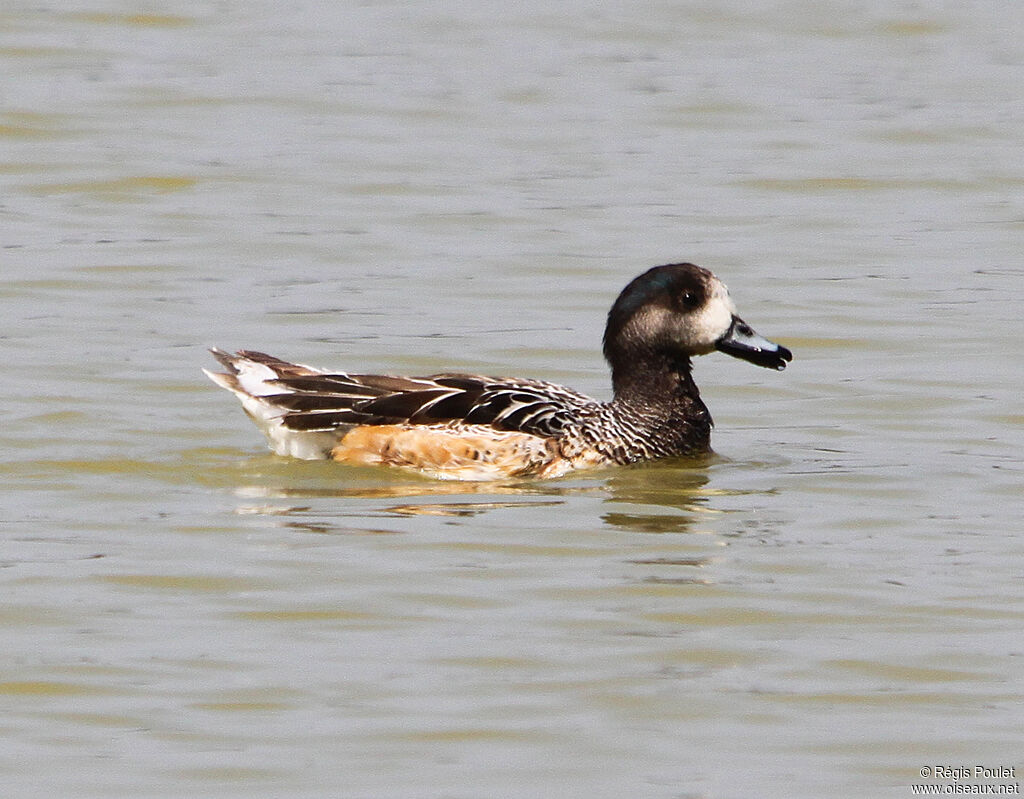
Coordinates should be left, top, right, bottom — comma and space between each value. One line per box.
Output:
281, 376, 596, 437
233, 350, 324, 377
210, 350, 598, 438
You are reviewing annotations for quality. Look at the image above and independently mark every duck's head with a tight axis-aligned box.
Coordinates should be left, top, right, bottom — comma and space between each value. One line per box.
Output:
603, 263, 793, 372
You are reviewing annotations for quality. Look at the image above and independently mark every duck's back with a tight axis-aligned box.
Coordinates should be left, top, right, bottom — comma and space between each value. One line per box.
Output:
204, 349, 608, 479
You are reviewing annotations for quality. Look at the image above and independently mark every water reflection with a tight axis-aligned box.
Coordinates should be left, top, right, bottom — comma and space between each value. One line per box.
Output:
598, 460, 713, 534
225, 455, 730, 537
382, 501, 563, 517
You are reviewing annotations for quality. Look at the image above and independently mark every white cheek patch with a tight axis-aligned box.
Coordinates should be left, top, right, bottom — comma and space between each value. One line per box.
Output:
684, 280, 736, 353
618, 277, 738, 356
623, 305, 672, 345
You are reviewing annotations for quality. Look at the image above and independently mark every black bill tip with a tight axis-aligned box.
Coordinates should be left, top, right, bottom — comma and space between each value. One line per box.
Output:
715, 317, 793, 371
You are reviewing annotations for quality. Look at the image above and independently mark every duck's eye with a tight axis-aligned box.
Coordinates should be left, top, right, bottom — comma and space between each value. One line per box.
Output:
680, 291, 699, 309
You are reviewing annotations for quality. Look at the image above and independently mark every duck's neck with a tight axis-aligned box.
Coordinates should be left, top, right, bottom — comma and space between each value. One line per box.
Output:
610, 350, 697, 404
607, 350, 713, 458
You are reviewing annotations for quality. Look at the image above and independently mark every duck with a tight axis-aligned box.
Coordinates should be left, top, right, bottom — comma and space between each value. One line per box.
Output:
204, 262, 792, 481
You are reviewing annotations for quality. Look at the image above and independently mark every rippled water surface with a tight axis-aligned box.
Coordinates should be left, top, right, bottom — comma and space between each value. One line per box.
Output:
3, 2, 1022, 798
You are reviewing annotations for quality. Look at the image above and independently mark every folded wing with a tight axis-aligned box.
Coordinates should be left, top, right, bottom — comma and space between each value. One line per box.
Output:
206, 349, 597, 439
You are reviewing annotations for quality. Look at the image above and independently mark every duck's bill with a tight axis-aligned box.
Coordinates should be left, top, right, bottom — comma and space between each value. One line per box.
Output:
715, 316, 793, 370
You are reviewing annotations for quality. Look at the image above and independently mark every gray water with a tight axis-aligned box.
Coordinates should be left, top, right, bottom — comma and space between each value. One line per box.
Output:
3, 2, 1022, 798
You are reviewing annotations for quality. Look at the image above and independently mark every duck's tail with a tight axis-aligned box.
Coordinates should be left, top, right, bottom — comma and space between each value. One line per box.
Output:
203, 348, 345, 459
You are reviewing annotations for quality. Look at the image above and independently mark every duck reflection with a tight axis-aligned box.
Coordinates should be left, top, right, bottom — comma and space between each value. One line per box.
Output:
597, 457, 715, 534
227, 454, 718, 535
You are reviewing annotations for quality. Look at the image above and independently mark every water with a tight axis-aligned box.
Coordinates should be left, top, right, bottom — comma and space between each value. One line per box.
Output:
3, 2, 1022, 797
